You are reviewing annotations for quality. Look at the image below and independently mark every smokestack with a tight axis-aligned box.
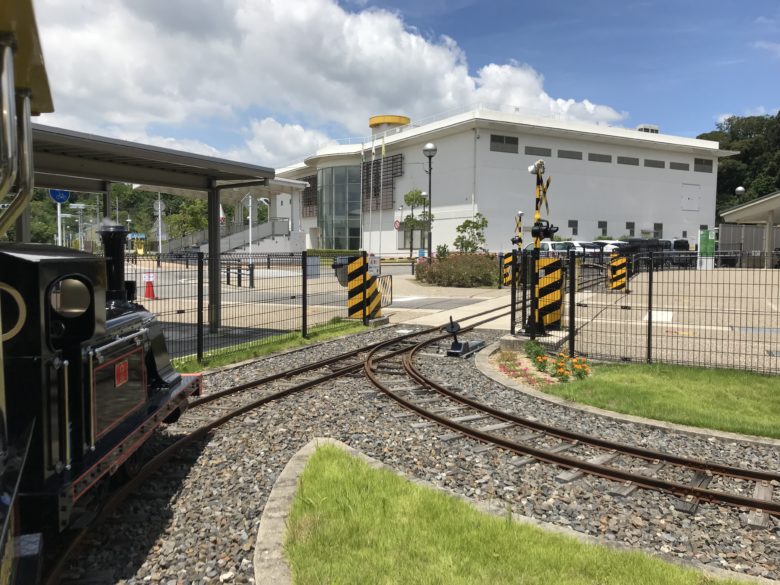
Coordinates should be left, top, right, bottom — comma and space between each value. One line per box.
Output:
98, 224, 129, 304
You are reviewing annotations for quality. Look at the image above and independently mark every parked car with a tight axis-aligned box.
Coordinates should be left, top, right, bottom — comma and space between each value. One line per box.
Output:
591, 240, 623, 254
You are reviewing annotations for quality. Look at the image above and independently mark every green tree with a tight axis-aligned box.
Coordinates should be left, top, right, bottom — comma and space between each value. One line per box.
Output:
166, 199, 208, 239
402, 189, 429, 258
453, 213, 488, 253
697, 111, 780, 216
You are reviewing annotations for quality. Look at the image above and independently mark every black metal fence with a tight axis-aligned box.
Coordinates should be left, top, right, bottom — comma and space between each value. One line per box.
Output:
515, 250, 780, 375
124, 251, 388, 362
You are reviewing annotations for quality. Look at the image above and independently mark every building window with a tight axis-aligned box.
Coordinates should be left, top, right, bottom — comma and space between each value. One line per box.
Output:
670, 162, 689, 171
617, 156, 639, 166
644, 159, 665, 169
490, 134, 519, 153
682, 230, 687, 238
568, 219, 578, 236
626, 221, 635, 237
525, 145, 551, 157
318, 164, 363, 250
694, 158, 713, 173
598, 221, 608, 236
653, 223, 663, 238
558, 149, 582, 160
588, 153, 612, 163
699, 224, 708, 230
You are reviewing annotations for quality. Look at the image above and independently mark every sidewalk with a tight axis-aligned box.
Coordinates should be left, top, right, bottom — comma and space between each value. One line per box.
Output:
384, 274, 514, 331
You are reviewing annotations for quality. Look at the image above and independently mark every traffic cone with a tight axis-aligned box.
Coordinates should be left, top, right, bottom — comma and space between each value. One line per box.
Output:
144, 280, 156, 300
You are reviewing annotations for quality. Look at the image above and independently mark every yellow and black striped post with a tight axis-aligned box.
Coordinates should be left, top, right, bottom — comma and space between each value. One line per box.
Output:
526, 160, 552, 337
502, 252, 513, 286
347, 254, 382, 322
609, 252, 627, 291
514, 211, 523, 249
535, 256, 563, 329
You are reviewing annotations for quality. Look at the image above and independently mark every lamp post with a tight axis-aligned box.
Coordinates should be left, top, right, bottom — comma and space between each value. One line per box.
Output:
423, 142, 437, 261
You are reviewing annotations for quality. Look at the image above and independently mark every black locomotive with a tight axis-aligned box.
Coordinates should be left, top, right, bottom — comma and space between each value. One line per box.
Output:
0, 226, 201, 581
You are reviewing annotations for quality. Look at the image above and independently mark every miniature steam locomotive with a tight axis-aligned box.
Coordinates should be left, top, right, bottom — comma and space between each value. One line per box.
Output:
0, 226, 201, 581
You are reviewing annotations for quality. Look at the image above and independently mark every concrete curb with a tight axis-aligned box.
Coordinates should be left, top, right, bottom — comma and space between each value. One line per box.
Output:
254, 438, 774, 585
477, 340, 780, 448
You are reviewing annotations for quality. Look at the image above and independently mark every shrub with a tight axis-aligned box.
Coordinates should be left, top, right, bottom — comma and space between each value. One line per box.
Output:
415, 253, 499, 287
436, 244, 450, 259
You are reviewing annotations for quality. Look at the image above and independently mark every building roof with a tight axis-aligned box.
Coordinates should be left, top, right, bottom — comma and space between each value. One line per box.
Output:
720, 191, 780, 225
1, 0, 54, 114
286, 105, 736, 171
32, 124, 274, 193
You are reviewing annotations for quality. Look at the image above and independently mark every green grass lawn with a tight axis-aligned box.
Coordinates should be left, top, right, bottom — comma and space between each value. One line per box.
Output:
173, 319, 367, 372
539, 362, 780, 439
286, 446, 741, 585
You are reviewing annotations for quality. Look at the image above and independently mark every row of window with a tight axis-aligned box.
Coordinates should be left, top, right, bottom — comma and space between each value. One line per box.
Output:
567, 220, 709, 239
489, 134, 714, 173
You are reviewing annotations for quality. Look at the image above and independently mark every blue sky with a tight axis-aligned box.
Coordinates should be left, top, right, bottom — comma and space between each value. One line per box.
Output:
36, 0, 780, 167
373, 0, 779, 136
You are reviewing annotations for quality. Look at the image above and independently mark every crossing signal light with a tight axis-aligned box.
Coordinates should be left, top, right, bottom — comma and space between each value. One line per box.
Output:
531, 220, 558, 240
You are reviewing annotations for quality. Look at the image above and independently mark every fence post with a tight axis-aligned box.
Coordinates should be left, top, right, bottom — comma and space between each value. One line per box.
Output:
510, 250, 517, 335
498, 253, 503, 289
301, 251, 308, 338
156, 253, 161, 268
226, 260, 231, 286
237, 261, 243, 288
647, 251, 653, 364
197, 252, 204, 362
362, 251, 368, 326
568, 250, 576, 357
521, 250, 528, 330
528, 248, 540, 340
249, 261, 255, 288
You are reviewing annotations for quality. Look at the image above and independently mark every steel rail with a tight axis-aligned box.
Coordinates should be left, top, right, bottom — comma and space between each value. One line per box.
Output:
403, 343, 780, 482
364, 337, 780, 516
43, 304, 516, 584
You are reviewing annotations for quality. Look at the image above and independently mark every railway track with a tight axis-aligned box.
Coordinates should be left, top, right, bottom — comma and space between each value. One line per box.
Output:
364, 332, 780, 524
46, 303, 513, 584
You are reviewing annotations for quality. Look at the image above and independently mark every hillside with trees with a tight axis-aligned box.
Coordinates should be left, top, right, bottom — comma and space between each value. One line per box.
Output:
697, 110, 780, 216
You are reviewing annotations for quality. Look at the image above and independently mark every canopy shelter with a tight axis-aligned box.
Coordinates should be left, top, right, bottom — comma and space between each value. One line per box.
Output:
721, 190, 780, 268
133, 176, 309, 235
28, 123, 276, 332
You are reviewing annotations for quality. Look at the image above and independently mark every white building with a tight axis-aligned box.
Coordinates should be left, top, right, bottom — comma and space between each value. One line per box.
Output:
278, 106, 733, 255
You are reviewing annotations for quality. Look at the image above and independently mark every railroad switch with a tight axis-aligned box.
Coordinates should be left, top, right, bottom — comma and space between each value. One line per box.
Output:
445, 317, 485, 358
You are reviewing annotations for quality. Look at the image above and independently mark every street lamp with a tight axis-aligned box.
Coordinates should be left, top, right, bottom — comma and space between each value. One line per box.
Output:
423, 142, 437, 261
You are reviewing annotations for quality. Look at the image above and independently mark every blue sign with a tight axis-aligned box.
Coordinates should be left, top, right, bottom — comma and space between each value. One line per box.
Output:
49, 189, 71, 204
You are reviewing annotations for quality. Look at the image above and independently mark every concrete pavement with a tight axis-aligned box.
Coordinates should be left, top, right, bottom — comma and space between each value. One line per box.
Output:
383, 273, 514, 331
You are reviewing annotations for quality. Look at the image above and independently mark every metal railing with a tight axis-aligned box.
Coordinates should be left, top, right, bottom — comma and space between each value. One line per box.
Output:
124, 251, 388, 362
514, 250, 780, 375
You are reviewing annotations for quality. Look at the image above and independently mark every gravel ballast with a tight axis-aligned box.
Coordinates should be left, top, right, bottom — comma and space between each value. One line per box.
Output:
64, 325, 780, 584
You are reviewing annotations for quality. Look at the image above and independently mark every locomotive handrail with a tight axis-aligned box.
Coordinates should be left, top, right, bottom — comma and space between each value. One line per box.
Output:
0, 42, 18, 205
0, 90, 33, 237
89, 328, 148, 363
62, 359, 71, 471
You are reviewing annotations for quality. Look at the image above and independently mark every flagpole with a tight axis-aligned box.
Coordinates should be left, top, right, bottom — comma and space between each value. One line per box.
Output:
378, 135, 386, 262
359, 143, 365, 249
368, 138, 375, 253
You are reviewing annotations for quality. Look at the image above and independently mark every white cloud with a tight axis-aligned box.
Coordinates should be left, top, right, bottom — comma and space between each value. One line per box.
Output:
229, 118, 337, 168
36, 0, 626, 167
754, 41, 780, 58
